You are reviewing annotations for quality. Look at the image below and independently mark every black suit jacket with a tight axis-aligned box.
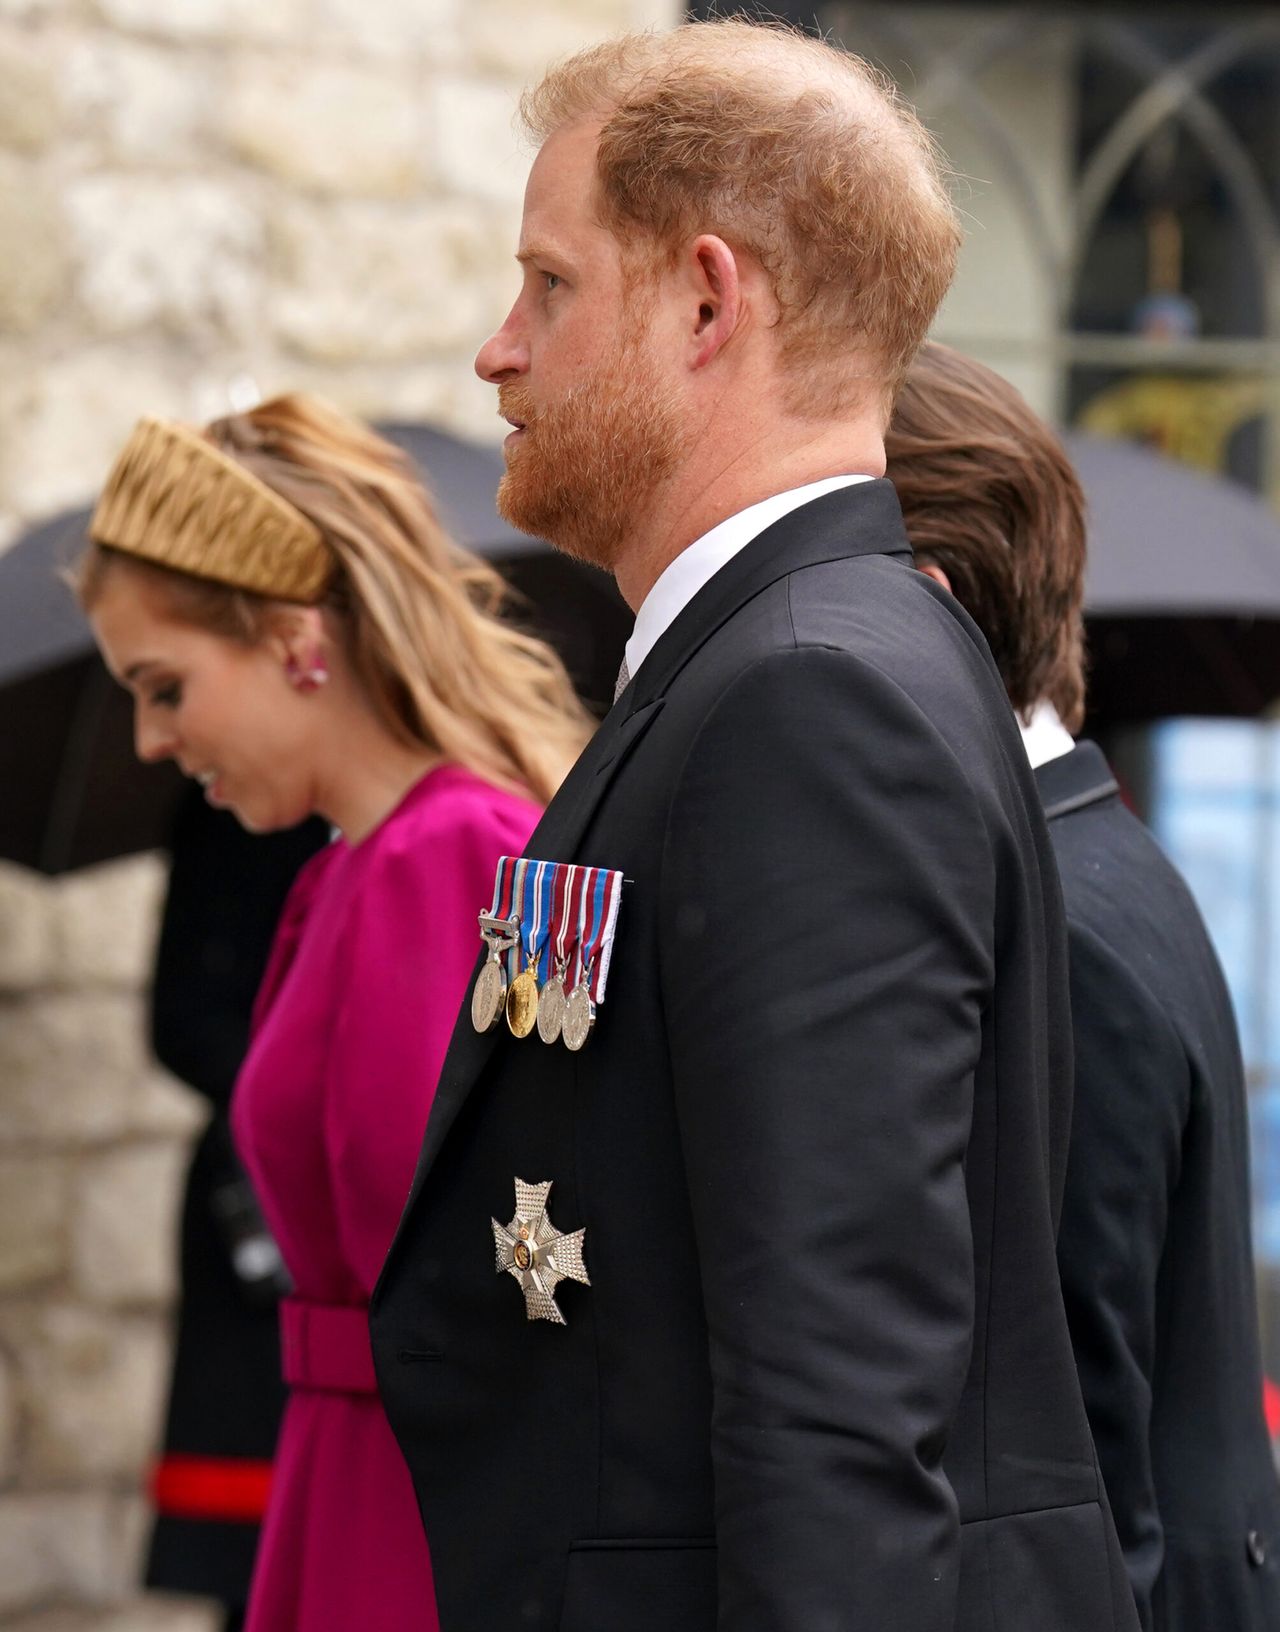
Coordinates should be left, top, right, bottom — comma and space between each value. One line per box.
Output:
372, 484, 1137, 1632
1041, 742, 1280, 1631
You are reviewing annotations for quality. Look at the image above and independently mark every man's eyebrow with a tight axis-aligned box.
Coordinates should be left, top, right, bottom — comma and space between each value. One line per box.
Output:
516, 243, 566, 266
123, 661, 159, 682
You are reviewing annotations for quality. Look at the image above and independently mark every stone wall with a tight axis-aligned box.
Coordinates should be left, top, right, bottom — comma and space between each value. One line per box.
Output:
0, 0, 671, 1625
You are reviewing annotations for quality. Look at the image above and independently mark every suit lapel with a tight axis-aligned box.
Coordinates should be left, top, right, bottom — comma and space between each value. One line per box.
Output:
397, 478, 913, 1217
395, 696, 666, 1220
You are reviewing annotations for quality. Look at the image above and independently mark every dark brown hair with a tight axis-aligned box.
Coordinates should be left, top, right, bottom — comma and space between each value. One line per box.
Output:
885, 343, 1087, 731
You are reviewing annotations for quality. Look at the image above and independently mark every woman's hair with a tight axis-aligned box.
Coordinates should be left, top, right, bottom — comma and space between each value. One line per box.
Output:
884, 343, 1088, 733
77, 393, 594, 804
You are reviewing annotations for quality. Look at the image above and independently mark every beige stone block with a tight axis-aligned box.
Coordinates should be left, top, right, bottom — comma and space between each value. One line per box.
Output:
92, 0, 305, 39
0, 1345, 15, 1482
7, 1598, 221, 1631
52, 853, 165, 988
430, 76, 528, 205
315, 0, 458, 60
464, 0, 635, 79
0, 348, 185, 519
0, 1492, 115, 1614
0, 990, 148, 1142
64, 35, 214, 166
131, 1067, 208, 1140
0, 863, 56, 989
0, 1154, 67, 1289
272, 199, 491, 363
67, 176, 263, 342
72, 1141, 184, 1303
7, 1303, 167, 1481
0, 159, 69, 333
0, 27, 62, 151
225, 57, 425, 197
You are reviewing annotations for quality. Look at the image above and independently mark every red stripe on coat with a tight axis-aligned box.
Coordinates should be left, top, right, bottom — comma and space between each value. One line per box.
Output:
151, 1454, 273, 1521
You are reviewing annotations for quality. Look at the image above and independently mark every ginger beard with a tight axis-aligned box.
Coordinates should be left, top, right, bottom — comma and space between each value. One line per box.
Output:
496, 333, 682, 572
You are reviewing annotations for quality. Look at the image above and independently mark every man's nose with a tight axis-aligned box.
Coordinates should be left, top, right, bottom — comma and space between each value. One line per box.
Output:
134, 708, 177, 764
475, 306, 528, 383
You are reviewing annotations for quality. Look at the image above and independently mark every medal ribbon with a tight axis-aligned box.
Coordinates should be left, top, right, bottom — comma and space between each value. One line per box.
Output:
544, 863, 573, 982
522, 859, 553, 979
568, 864, 593, 990
589, 867, 623, 1003
489, 855, 518, 921
508, 856, 530, 983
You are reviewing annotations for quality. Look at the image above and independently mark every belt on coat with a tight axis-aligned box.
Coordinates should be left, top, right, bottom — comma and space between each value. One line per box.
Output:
279, 1297, 378, 1394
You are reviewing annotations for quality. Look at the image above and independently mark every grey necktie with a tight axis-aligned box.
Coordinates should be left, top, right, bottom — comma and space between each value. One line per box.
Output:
613, 656, 630, 704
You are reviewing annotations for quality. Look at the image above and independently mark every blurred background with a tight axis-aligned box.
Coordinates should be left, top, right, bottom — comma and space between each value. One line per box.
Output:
3, 1, 1280, 1627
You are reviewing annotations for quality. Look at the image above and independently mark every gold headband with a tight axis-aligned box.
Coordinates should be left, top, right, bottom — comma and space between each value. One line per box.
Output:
90, 417, 333, 603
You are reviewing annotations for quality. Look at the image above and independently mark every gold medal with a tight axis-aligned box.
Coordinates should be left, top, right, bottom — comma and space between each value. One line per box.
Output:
506, 960, 540, 1038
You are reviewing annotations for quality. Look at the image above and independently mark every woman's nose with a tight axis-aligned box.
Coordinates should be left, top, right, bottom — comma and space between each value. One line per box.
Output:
134, 707, 178, 764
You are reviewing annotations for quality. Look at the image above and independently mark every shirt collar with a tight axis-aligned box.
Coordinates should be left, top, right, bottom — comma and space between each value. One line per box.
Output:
1019, 698, 1075, 770
623, 475, 874, 681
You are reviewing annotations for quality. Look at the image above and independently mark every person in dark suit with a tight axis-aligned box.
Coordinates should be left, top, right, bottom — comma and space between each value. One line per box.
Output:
145, 788, 327, 1628
372, 21, 1137, 1632
886, 339, 1280, 1631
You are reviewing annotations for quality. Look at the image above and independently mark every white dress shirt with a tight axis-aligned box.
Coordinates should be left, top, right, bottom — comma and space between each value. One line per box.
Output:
623, 475, 873, 682
1018, 697, 1075, 769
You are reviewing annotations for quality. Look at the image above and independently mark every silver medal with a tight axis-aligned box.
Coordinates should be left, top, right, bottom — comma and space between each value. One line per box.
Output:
561, 981, 596, 1052
471, 953, 507, 1033
472, 912, 519, 1035
537, 962, 568, 1044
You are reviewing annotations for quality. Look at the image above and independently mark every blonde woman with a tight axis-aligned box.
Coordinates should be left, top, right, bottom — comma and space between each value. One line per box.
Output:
80, 395, 594, 1632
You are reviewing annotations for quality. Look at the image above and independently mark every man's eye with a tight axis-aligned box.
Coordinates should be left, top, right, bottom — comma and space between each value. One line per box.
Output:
543, 272, 561, 292
151, 682, 183, 708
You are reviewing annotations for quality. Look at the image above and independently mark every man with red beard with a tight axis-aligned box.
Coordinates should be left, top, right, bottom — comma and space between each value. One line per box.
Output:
372, 20, 1139, 1632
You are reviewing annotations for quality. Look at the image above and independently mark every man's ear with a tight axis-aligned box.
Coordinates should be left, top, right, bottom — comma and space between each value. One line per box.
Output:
918, 561, 952, 596
685, 234, 743, 370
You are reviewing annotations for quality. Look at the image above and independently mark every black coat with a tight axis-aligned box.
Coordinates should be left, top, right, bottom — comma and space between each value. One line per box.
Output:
1041, 742, 1280, 1631
145, 791, 326, 1606
372, 483, 1138, 1632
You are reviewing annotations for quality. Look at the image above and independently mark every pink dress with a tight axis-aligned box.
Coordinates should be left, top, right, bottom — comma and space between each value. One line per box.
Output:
232, 764, 541, 1632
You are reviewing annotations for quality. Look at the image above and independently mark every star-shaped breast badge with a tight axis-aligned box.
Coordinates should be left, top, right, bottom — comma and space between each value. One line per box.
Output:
492, 1178, 589, 1325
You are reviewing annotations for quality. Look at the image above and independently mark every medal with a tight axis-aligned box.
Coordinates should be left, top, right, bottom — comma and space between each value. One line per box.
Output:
561, 866, 621, 1052
506, 859, 550, 1039
471, 859, 521, 1034
537, 963, 568, 1044
562, 967, 596, 1053
492, 1177, 589, 1324
473, 853, 625, 1052
536, 864, 579, 1045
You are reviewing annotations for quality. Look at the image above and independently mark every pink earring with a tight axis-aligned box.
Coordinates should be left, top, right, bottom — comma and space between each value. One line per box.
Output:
285, 651, 329, 693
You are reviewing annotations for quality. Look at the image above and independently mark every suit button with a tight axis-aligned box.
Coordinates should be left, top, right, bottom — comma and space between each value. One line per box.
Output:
1247, 1530, 1267, 1568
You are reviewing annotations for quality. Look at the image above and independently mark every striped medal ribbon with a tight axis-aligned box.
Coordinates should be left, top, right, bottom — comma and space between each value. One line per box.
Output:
562, 865, 623, 1052
537, 863, 580, 1045
506, 858, 550, 1039
471, 855, 520, 1034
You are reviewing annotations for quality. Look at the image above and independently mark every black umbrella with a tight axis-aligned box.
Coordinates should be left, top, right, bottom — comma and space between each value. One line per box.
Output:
0, 423, 627, 876
1065, 434, 1280, 726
